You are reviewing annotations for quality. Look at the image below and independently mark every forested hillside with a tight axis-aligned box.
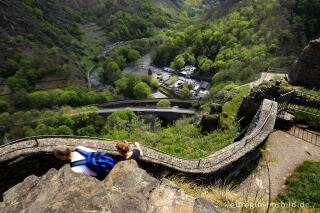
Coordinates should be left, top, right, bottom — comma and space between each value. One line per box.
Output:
59, 0, 217, 41
0, 0, 214, 109
153, 0, 320, 84
0, 0, 82, 84
0, 0, 214, 89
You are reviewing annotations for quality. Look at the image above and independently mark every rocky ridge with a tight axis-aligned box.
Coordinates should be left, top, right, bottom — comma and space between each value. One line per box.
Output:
0, 160, 219, 213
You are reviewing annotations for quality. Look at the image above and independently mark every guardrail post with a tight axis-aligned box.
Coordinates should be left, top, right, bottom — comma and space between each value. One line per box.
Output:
197, 159, 201, 168
34, 137, 39, 147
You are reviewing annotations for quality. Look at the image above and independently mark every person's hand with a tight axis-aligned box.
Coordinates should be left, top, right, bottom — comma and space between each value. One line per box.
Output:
134, 142, 144, 158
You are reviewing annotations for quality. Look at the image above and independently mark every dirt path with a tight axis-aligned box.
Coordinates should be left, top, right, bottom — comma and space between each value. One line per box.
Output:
237, 130, 320, 199
250, 72, 286, 87
234, 72, 287, 91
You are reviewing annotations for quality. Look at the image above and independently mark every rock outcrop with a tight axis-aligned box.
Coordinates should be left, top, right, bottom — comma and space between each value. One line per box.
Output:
200, 114, 220, 133
0, 160, 219, 213
289, 38, 320, 88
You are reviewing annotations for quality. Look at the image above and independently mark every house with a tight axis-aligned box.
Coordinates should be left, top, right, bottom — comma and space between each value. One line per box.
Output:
163, 67, 173, 72
197, 90, 209, 99
165, 80, 172, 87
162, 75, 169, 82
193, 84, 200, 91
181, 71, 190, 77
184, 66, 196, 75
182, 81, 189, 88
163, 77, 171, 86
200, 82, 210, 90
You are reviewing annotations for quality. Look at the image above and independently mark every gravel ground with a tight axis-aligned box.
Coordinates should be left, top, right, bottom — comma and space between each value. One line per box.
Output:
237, 130, 320, 199
151, 90, 167, 98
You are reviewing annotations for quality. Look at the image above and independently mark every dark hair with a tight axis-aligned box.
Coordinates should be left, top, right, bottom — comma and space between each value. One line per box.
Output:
53, 146, 71, 157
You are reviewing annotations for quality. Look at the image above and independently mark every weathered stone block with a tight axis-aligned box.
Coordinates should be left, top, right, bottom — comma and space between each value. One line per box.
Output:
0, 160, 220, 213
200, 114, 220, 133
289, 38, 320, 88
209, 103, 222, 114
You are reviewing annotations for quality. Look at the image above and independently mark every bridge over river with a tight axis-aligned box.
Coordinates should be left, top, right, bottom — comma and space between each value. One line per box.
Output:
98, 106, 196, 120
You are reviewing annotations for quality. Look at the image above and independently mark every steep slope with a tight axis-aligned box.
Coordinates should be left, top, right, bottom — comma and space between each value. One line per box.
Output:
59, 0, 217, 41
0, 0, 84, 90
0, 0, 215, 91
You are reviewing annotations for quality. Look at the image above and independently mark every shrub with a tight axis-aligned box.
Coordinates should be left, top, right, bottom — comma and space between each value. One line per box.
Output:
141, 75, 152, 86
22, 110, 41, 126
43, 110, 58, 126
127, 49, 141, 62
169, 76, 177, 84
23, 126, 36, 137
151, 80, 160, 90
56, 125, 73, 135
7, 77, 30, 92
0, 100, 9, 113
180, 87, 191, 99
35, 123, 49, 135
157, 99, 171, 107
28, 91, 52, 108
187, 84, 194, 90
12, 90, 28, 108
58, 114, 75, 127
295, 111, 320, 130
60, 90, 79, 106
77, 125, 96, 136
198, 57, 214, 73
14, 35, 23, 44
133, 82, 150, 99
27, 33, 35, 41
8, 126, 24, 140
106, 109, 137, 130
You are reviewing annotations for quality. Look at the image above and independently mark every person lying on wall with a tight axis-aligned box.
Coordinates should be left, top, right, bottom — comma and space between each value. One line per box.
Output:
116, 140, 144, 168
53, 145, 114, 181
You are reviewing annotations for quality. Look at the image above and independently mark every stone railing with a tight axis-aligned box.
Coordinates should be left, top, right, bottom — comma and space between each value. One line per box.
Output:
0, 99, 277, 175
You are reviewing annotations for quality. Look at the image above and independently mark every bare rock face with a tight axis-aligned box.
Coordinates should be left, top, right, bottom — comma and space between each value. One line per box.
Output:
0, 160, 219, 213
289, 38, 320, 88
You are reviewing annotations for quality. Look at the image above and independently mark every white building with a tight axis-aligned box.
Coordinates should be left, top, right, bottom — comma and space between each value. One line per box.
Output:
163, 67, 173, 72
184, 65, 196, 75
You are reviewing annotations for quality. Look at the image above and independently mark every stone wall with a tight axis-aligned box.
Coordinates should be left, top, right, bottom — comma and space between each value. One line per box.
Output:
0, 99, 277, 198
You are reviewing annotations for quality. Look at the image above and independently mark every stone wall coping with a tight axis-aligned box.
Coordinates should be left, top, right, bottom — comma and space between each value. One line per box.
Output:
0, 99, 278, 174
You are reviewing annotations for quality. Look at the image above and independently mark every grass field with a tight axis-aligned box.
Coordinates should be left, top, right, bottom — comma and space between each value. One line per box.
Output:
277, 161, 320, 210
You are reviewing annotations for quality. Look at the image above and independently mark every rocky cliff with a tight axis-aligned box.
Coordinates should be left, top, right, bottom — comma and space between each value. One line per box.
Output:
289, 38, 320, 88
0, 160, 219, 213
